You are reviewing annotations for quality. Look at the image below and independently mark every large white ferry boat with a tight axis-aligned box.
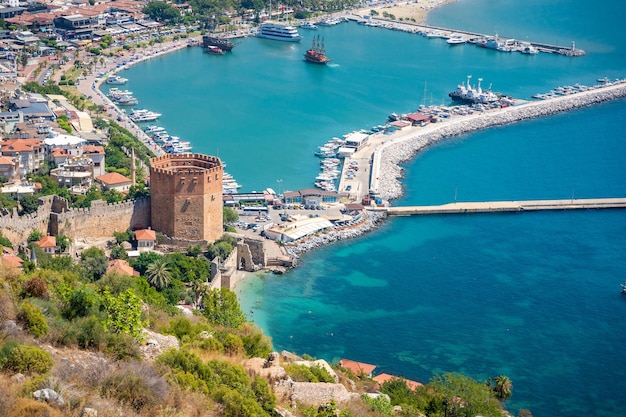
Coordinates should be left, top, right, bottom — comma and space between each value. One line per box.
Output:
256, 22, 301, 42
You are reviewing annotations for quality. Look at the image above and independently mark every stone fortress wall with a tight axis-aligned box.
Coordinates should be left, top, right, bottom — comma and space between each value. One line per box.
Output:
50, 197, 151, 239
0, 195, 151, 245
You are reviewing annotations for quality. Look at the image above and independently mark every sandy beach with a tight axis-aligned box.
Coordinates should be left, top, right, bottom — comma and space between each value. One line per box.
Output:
366, 0, 457, 24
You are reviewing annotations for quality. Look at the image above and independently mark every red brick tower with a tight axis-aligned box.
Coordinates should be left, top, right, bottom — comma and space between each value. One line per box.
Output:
150, 153, 223, 242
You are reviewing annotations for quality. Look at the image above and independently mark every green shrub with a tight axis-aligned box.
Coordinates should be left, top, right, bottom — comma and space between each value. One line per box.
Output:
173, 370, 209, 394
16, 301, 48, 338
101, 362, 168, 412
0, 339, 20, 366
8, 398, 62, 417
284, 364, 335, 383
22, 276, 49, 299
206, 359, 249, 392
2, 344, 53, 374
60, 316, 107, 350
252, 377, 276, 413
213, 386, 269, 417
105, 332, 141, 361
222, 333, 243, 356
197, 336, 224, 352
241, 328, 272, 358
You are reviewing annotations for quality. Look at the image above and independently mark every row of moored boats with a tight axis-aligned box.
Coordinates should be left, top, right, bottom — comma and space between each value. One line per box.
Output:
531, 78, 623, 100
104, 56, 242, 195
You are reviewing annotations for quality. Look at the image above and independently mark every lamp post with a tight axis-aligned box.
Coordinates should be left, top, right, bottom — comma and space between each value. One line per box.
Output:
276, 178, 283, 197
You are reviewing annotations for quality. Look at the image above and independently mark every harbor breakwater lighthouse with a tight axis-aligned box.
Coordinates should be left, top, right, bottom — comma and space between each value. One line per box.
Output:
150, 153, 224, 243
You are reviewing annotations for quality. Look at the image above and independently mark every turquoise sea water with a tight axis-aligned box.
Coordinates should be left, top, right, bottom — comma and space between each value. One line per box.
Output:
110, 1, 626, 415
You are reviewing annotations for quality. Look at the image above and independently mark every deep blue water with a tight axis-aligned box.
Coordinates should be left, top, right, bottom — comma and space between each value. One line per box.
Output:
110, 1, 626, 415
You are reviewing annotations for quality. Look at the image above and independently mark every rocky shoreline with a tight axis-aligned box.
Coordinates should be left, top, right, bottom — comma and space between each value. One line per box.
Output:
283, 81, 626, 258
284, 211, 388, 258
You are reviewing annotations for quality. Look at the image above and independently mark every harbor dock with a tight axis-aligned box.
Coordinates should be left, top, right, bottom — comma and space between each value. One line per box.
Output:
347, 15, 585, 56
374, 198, 626, 216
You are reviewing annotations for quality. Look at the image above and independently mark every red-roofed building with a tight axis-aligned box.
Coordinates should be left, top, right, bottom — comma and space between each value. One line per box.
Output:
0, 254, 24, 269
106, 259, 140, 276
0, 139, 45, 177
372, 373, 423, 391
135, 228, 156, 251
36, 235, 58, 255
95, 172, 132, 193
389, 120, 411, 129
0, 155, 16, 180
338, 359, 377, 378
405, 112, 432, 126
83, 144, 105, 177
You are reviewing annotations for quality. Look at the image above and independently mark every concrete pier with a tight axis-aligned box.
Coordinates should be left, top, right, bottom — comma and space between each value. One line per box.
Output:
374, 198, 626, 216
357, 16, 586, 56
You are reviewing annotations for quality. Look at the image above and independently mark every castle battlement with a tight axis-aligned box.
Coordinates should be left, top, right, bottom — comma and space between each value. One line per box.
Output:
151, 153, 223, 177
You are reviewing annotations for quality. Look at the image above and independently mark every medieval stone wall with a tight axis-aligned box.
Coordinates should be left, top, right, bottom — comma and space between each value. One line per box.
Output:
0, 195, 56, 244
50, 197, 151, 240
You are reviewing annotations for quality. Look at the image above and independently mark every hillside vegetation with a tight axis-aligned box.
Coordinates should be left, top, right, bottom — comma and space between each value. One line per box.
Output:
0, 243, 517, 417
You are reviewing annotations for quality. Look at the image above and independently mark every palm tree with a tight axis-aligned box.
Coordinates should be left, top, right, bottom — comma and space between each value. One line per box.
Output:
145, 258, 171, 289
493, 375, 513, 400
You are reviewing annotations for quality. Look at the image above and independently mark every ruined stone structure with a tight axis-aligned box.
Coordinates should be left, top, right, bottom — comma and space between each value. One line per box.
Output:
150, 154, 223, 243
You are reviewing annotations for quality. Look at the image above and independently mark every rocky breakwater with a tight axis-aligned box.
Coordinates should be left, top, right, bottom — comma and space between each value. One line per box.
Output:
377, 81, 626, 201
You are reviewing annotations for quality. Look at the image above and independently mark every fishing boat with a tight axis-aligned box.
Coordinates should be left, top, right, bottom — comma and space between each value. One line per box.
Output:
449, 75, 500, 104
300, 21, 318, 30
205, 45, 225, 55
304, 35, 330, 64
202, 35, 236, 51
621, 280, 626, 294
447, 35, 466, 45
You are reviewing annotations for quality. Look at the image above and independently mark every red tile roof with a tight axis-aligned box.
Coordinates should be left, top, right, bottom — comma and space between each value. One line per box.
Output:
372, 373, 423, 391
37, 235, 56, 248
83, 145, 105, 154
0, 156, 14, 165
338, 359, 376, 376
1, 254, 24, 269
405, 112, 430, 122
51, 148, 68, 157
106, 259, 140, 276
1, 139, 42, 153
135, 229, 156, 241
96, 172, 131, 185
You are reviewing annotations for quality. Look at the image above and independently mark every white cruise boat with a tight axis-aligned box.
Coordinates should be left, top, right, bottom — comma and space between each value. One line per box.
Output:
300, 21, 318, 30
256, 22, 301, 42
106, 75, 128, 85
129, 109, 162, 122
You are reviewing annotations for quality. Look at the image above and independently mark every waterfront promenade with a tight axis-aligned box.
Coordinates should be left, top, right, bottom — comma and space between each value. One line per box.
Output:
375, 198, 626, 216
